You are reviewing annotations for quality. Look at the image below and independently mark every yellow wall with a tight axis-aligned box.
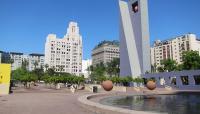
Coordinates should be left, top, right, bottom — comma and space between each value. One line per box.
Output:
0, 64, 11, 95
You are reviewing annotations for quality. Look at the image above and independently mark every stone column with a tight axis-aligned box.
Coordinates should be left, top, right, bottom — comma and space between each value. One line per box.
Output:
176, 76, 182, 87
188, 75, 195, 85
164, 77, 170, 86
155, 77, 161, 87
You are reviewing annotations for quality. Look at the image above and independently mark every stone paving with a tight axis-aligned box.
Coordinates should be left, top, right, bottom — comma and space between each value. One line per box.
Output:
0, 86, 95, 114
2, 85, 197, 114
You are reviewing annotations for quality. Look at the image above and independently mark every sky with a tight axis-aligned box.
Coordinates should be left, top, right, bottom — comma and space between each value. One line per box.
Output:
0, 0, 200, 59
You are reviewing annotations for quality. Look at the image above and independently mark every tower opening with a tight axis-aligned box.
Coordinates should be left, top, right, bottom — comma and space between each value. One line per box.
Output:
132, 1, 138, 13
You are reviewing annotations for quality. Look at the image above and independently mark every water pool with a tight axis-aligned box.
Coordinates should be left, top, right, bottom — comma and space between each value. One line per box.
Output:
99, 92, 200, 114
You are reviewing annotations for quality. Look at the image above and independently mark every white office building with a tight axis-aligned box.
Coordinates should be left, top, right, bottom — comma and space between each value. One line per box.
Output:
82, 59, 92, 78
151, 33, 200, 68
45, 22, 82, 76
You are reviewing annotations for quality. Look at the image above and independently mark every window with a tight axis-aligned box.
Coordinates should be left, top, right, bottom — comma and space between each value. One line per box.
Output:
132, 1, 138, 13
194, 75, 200, 85
181, 76, 189, 85
72, 26, 75, 32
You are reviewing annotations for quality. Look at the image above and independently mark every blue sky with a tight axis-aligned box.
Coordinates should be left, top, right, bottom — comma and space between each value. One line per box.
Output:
0, 0, 200, 59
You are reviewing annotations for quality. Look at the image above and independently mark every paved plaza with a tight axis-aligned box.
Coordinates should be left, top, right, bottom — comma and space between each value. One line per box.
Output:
0, 86, 95, 114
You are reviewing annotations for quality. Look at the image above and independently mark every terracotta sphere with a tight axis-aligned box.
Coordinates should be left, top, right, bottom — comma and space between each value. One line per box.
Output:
146, 81, 156, 90
102, 80, 113, 91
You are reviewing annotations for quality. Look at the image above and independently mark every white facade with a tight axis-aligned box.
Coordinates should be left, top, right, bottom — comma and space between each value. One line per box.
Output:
151, 34, 200, 68
45, 22, 82, 76
119, 0, 150, 77
28, 54, 44, 71
82, 59, 92, 78
22, 55, 29, 70
10, 52, 23, 70
92, 41, 119, 66
0, 51, 44, 71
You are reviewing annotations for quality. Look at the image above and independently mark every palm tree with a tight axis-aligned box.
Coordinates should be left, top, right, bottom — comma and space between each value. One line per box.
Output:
106, 62, 114, 77
151, 63, 157, 73
10, 59, 14, 64
106, 58, 120, 77
33, 61, 39, 70
46, 67, 55, 76
58, 65, 65, 73
112, 58, 120, 77
22, 59, 29, 70
44, 64, 49, 71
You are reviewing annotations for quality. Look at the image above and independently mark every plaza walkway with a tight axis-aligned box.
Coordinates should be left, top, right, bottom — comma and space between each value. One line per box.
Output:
0, 86, 95, 114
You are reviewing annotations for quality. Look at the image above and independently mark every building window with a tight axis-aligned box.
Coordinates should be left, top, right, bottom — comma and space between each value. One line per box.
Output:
181, 76, 189, 85
132, 1, 138, 13
194, 75, 200, 85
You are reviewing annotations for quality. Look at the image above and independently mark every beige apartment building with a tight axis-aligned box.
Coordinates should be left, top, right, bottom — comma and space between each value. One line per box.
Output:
92, 40, 119, 66
151, 33, 200, 68
44, 22, 82, 76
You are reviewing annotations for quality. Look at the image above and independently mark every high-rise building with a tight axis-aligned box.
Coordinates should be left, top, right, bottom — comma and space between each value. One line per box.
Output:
82, 59, 92, 78
119, 0, 150, 77
92, 40, 119, 66
0, 51, 45, 71
151, 33, 200, 68
28, 53, 45, 71
0, 51, 10, 64
0, 51, 2, 63
10, 52, 23, 70
45, 22, 82, 76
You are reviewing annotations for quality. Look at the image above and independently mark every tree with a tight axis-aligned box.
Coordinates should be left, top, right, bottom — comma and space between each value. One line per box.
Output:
90, 62, 106, 82
161, 58, 177, 72
106, 62, 114, 77
157, 66, 165, 72
157, 59, 177, 72
120, 76, 133, 86
46, 67, 55, 76
22, 59, 29, 70
58, 65, 64, 73
87, 65, 94, 72
106, 58, 120, 77
12, 68, 28, 81
12, 68, 37, 88
110, 76, 120, 84
33, 68, 44, 81
44, 64, 49, 71
133, 77, 144, 87
151, 63, 157, 73
9, 59, 14, 64
112, 58, 120, 76
42, 75, 51, 85
42, 73, 85, 89
33, 61, 39, 70
176, 64, 183, 71
182, 51, 200, 70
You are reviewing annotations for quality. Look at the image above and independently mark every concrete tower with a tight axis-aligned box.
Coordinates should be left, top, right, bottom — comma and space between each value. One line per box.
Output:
119, 0, 150, 77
